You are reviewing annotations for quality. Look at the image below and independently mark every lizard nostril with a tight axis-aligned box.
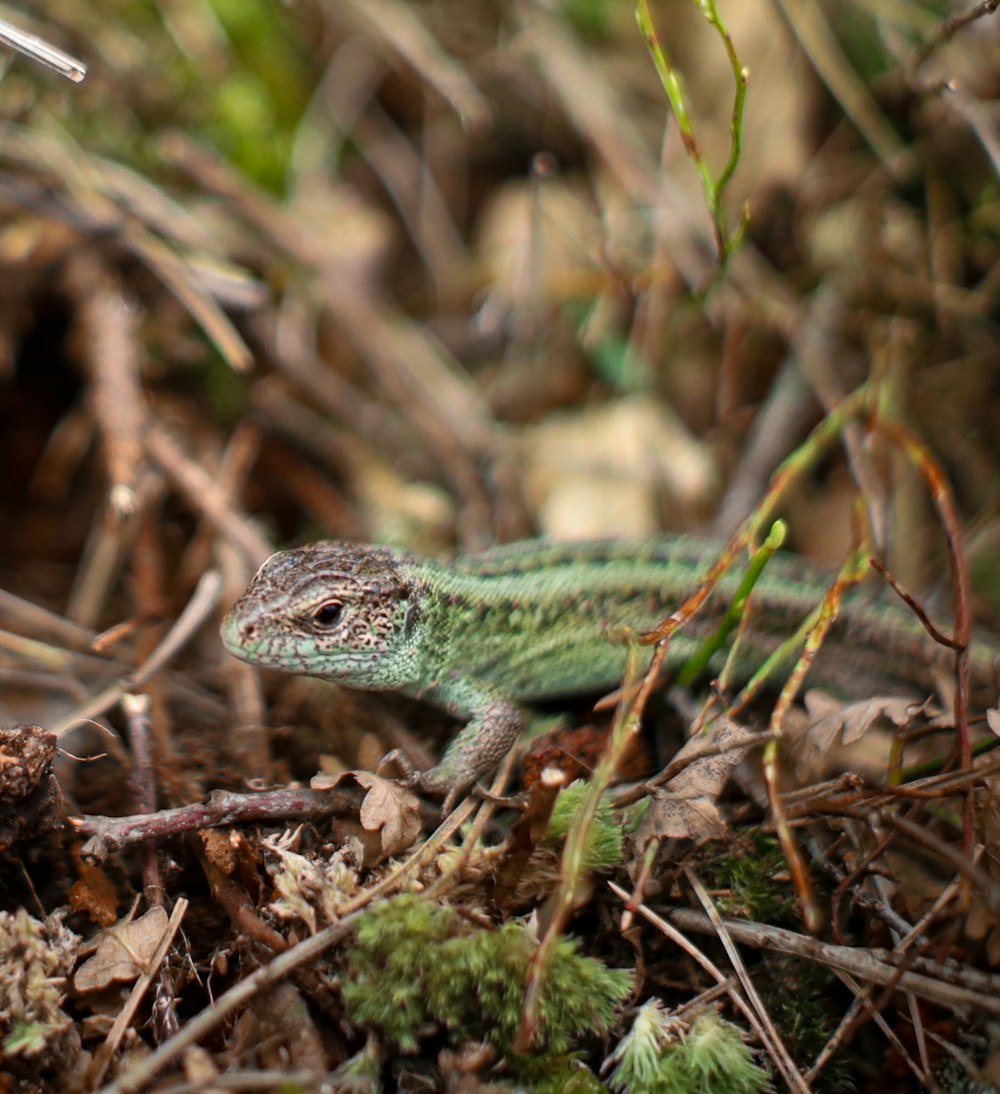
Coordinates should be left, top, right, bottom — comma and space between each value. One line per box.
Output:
224, 616, 257, 646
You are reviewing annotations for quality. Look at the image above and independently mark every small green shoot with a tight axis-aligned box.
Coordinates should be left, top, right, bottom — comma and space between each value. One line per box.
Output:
635, 0, 750, 264
676, 520, 788, 688
547, 781, 624, 870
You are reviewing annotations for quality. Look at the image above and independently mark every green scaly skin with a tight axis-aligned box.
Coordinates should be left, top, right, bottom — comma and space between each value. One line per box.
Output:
220, 537, 999, 811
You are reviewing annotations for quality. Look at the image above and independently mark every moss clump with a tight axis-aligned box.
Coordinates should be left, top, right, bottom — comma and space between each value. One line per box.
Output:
761, 957, 852, 1092
343, 893, 631, 1063
607, 1003, 771, 1094
710, 833, 796, 924
547, 782, 624, 871
0, 909, 79, 1065
511, 1054, 609, 1092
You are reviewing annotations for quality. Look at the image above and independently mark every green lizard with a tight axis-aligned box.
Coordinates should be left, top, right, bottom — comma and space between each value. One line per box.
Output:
220, 537, 999, 810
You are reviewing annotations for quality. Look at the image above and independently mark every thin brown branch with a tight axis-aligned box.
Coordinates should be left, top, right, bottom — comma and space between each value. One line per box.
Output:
661, 906, 1000, 1016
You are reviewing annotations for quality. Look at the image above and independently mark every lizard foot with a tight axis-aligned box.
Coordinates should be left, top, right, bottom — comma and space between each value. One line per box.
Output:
379, 749, 476, 814
378, 748, 418, 781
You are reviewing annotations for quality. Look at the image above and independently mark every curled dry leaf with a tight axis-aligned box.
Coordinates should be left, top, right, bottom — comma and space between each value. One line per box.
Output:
68, 852, 119, 927
74, 906, 169, 993
798, 690, 938, 774
635, 721, 758, 850
313, 770, 422, 857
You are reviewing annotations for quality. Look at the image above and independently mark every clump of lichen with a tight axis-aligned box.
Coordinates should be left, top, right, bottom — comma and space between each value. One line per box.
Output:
0, 909, 80, 1061
342, 892, 631, 1071
265, 833, 363, 931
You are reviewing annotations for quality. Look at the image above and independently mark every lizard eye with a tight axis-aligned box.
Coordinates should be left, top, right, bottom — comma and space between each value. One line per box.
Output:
313, 601, 344, 627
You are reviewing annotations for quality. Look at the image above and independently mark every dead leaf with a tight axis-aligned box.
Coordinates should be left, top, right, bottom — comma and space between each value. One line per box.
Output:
799, 691, 937, 772
74, 906, 169, 992
181, 1045, 222, 1092
317, 770, 422, 857
200, 827, 237, 875
69, 847, 120, 927
635, 721, 758, 849
355, 772, 423, 856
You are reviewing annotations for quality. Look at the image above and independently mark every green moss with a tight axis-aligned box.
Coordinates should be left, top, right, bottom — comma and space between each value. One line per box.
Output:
709, 833, 796, 925
4, 1021, 51, 1056
508, 1054, 608, 1091
343, 894, 632, 1061
761, 958, 852, 1093
606, 1004, 770, 1094
547, 782, 624, 871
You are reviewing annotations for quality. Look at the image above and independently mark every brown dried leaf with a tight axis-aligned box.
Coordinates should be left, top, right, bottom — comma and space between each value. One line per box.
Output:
68, 858, 119, 928
802, 690, 936, 764
316, 770, 422, 857
356, 772, 423, 856
74, 906, 169, 993
635, 721, 757, 849
201, 827, 237, 875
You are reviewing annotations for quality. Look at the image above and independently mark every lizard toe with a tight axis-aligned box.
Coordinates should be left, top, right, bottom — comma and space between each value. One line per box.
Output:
378, 748, 416, 779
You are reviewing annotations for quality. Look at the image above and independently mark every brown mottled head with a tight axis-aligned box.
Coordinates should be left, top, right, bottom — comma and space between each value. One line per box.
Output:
220, 542, 420, 687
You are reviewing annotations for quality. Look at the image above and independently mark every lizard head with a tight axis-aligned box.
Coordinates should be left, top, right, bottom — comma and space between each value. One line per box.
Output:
220, 542, 418, 683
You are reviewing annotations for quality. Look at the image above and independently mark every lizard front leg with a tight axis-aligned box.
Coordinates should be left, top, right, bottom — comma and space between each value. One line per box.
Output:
383, 692, 526, 813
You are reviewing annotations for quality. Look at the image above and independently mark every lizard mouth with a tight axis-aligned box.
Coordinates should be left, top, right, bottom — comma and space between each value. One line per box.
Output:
219, 612, 259, 661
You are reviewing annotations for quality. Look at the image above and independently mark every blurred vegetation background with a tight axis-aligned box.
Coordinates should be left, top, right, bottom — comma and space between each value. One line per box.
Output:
2, 0, 998, 594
